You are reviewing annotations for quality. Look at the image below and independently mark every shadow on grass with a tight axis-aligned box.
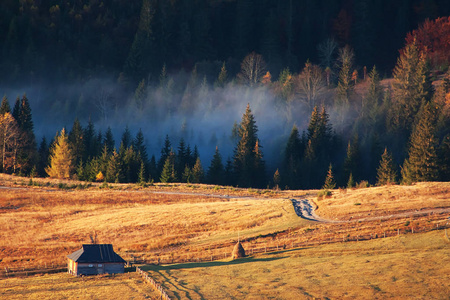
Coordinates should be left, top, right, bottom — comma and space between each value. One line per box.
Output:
141, 256, 286, 272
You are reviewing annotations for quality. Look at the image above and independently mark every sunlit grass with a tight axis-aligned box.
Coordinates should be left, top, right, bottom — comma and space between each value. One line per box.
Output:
142, 230, 450, 299
0, 272, 159, 300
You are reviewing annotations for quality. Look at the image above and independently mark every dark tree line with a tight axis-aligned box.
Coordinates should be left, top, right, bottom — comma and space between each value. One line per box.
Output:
1, 0, 449, 87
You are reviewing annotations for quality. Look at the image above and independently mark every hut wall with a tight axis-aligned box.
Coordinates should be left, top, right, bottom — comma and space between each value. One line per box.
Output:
77, 263, 99, 276
104, 263, 125, 274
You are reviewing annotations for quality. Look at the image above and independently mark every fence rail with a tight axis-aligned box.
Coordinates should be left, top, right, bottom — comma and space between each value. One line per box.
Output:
136, 267, 171, 300
0, 264, 67, 278
129, 223, 450, 266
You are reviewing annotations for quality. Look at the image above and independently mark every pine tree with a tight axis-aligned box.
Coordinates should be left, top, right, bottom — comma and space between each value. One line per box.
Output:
68, 118, 85, 166
343, 135, 362, 184
133, 128, 148, 164
233, 104, 265, 187
106, 149, 123, 183
283, 125, 303, 189
347, 173, 355, 188
191, 157, 204, 183
215, 62, 228, 87
103, 127, 115, 154
273, 169, 281, 190
46, 129, 75, 179
336, 46, 354, 111
401, 101, 439, 183
322, 164, 336, 190
0, 96, 11, 115
37, 137, 49, 177
157, 135, 171, 176
121, 126, 132, 149
390, 39, 431, 132
376, 148, 397, 185
207, 146, 224, 185
160, 152, 176, 183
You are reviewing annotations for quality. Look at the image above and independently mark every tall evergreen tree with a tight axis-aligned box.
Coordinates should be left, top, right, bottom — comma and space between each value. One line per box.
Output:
134, 128, 148, 164
233, 104, 265, 188
0, 96, 10, 115
376, 148, 397, 185
160, 151, 176, 183
390, 39, 431, 132
283, 125, 303, 189
401, 101, 439, 183
68, 118, 85, 166
103, 127, 115, 154
191, 157, 204, 183
46, 129, 75, 179
207, 146, 224, 185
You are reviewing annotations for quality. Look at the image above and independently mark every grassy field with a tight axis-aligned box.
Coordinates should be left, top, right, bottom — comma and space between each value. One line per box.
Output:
0, 174, 449, 299
142, 230, 450, 299
0, 271, 160, 299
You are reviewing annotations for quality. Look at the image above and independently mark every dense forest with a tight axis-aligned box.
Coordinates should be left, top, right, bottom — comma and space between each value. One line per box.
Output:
0, 0, 450, 189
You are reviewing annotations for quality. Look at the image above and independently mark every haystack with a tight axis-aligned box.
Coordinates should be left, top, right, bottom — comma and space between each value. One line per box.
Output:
231, 241, 246, 260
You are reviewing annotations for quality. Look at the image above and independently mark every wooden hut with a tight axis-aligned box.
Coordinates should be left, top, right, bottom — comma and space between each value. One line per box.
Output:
67, 244, 126, 276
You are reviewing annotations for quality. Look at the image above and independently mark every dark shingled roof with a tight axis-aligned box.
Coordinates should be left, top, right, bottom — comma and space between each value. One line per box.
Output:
67, 244, 126, 263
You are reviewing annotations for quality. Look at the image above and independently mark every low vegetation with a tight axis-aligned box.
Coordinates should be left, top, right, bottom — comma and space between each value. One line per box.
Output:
0, 272, 160, 300
142, 231, 450, 299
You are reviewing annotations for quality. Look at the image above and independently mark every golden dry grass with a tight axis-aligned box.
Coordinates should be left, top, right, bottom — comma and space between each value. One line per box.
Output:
315, 182, 450, 220
143, 230, 450, 299
0, 272, 160, 299
0, 174, 305, 269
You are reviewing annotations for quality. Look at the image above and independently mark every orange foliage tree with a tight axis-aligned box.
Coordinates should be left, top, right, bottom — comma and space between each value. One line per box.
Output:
405, 17, 450, 69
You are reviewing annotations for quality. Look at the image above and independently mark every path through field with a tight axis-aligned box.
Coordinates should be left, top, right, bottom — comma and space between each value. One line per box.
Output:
292, 198, 450, 223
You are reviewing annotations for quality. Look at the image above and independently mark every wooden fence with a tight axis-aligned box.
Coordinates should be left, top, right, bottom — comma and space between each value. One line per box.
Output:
0, 264, 67, 278
128, 223, 450, 266
136, 267, 171, 300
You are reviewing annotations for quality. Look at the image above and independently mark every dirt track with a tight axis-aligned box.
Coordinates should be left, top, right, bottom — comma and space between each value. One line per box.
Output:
292, 198, 450, 223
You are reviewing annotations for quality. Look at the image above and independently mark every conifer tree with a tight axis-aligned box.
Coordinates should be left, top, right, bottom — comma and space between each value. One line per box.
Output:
0, 96, 11, 115
283, 125, 303, 189
401, 101, 439, 183
37, 137, 49, 177
191, 157, 204, 183
106, 149, 123, 183
160, 152, 176, 183
46, 129, 75, 179
347, 173, 355, 188
322, 164, 336, 190
68, 118, 85, 166
207, 146, 224, 185
215, 62, 228, 87
233, 104, 265, 187
335, 45, 354, 122
390, 39, 431, 132
134, 128, 148, 164
83, 119, 98, 161
103, 127, 115, 154
121, 126, 132, 149
273, 169, 281, 190
157, 135, 171, 176
343, 135, 362, 184
376, 148, 397, 185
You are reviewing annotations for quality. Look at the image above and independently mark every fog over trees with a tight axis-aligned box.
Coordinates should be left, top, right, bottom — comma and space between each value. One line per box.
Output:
0, 1, 450, 188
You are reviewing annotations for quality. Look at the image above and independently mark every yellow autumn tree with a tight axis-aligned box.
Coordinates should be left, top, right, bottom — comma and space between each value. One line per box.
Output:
46, 128, 75, 179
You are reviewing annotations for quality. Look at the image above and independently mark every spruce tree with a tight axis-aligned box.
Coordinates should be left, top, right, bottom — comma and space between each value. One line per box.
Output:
322, 164, 336, 190
233, 104, 265, 188
283, 125, 303, 189
390, 39, 431, 132
133, 128, 148, 164
103, 127, 115, 154
376, 148, 397, 185
68, 118, 85, 166
215, 62, 228, 87
191, 157, 204, 183
106, 149, 123, 183
158, 135, 171, 176
401, 101, 439, 183
160, 152, 176, 183
207, 146, 224, 185
46, 129, 75, 179
0, 96, 11, 115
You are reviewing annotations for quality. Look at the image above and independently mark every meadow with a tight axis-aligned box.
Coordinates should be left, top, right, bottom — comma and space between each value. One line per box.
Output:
0, 174, 449, 299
